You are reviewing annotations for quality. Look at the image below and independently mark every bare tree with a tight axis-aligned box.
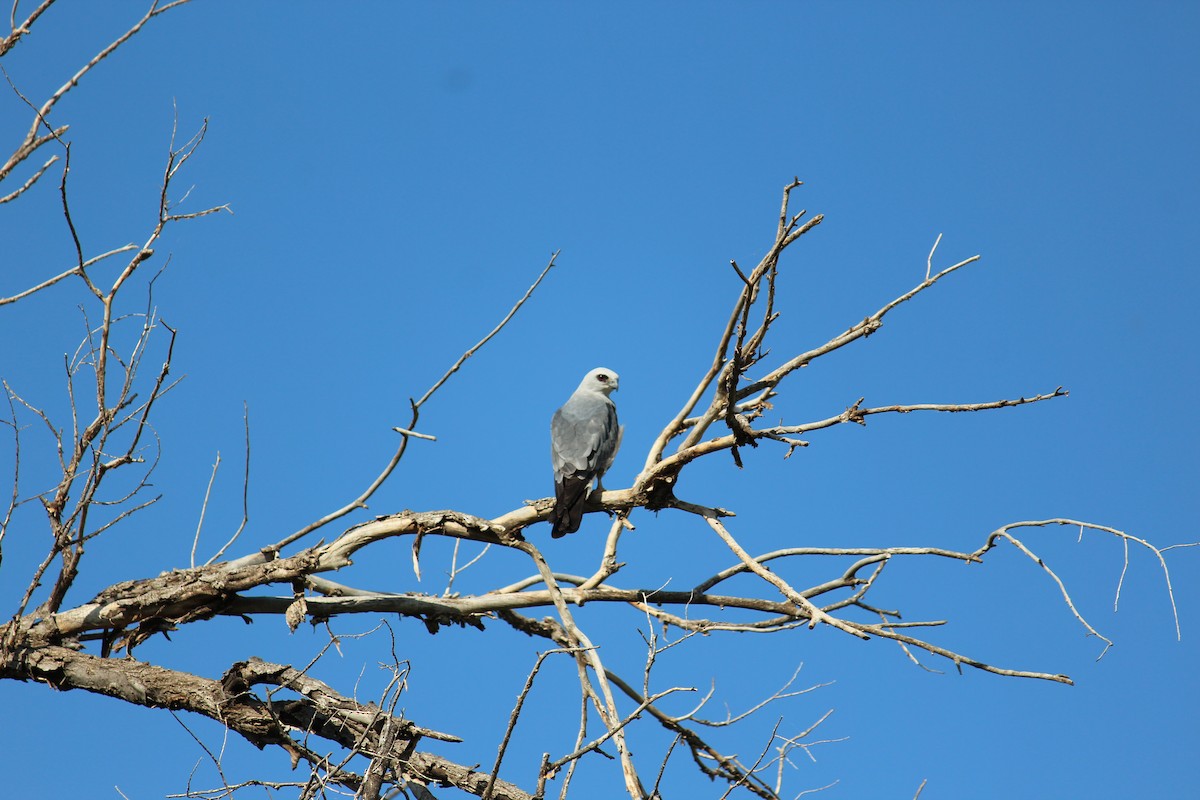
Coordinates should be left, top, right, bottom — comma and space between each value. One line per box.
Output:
0, 5, 1192, 800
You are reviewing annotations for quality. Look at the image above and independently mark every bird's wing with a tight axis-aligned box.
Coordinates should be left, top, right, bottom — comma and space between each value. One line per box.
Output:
600, 423, 624, 479
551, 393, 619, 482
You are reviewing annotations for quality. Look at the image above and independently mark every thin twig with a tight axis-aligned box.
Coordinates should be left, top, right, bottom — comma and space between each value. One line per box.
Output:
483, 647, 579, 800
205, 404, 251, 565
256, 252, 561, 558
190, 453, 220, 568
925, 233, 942, 281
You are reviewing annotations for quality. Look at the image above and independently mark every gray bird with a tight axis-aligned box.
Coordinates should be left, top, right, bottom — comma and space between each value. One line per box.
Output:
549, 367, 623, 537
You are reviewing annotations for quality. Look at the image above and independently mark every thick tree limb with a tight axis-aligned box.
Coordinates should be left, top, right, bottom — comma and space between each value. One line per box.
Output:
0, 646, 530, 800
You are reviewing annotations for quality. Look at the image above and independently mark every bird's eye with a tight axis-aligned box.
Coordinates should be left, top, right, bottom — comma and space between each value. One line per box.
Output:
596, 374, 608, 382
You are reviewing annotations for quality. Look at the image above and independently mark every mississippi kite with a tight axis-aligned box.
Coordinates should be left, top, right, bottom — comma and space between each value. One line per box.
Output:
549, 367, 623, 537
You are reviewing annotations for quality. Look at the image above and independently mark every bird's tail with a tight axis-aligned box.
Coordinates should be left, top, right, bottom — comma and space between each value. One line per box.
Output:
550, 473, 591, 537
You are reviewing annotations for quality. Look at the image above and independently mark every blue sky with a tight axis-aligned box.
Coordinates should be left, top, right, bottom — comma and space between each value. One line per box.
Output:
1, 2, 1197, 798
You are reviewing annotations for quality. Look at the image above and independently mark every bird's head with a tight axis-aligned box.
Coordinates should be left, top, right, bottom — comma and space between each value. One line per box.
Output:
582, 367, 620, 396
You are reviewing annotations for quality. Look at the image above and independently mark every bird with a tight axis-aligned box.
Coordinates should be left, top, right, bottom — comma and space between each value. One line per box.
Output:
549, 367, 623, 537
